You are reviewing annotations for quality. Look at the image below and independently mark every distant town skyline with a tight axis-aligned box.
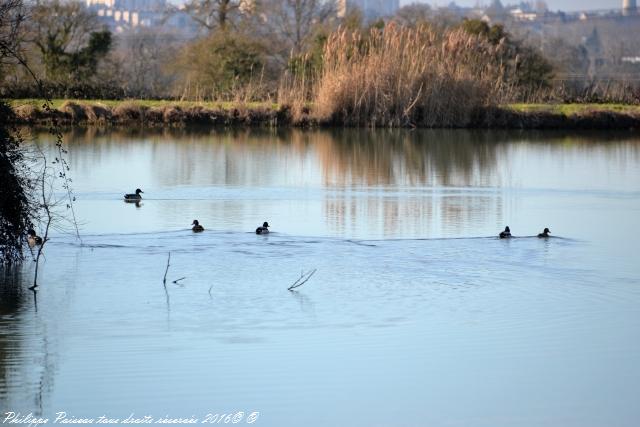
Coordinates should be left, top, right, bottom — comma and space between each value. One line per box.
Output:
401, 0, 622, 12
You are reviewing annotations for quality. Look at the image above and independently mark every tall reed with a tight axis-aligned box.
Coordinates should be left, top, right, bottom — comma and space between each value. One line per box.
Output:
311, 24, 505, 127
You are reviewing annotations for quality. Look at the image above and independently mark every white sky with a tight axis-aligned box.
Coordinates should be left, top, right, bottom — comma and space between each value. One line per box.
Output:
401, 0, 623, 12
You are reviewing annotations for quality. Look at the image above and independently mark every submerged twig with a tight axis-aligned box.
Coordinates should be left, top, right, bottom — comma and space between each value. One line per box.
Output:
208, 285, 213, 297
288, 269, 317, 291
163, 252, 171, 284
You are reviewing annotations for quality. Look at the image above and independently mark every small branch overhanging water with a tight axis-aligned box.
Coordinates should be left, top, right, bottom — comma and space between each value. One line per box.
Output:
161, 252, 171, 314
288, 269, 317, 291
52, 128, 81, 244
163, 252, 171, 285
30, 155, 54, 291
2, 28, 82, 286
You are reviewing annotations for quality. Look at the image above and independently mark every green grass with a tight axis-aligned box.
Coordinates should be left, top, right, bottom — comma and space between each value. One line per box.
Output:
507, 103, 640, 115
9, 98, 279, 111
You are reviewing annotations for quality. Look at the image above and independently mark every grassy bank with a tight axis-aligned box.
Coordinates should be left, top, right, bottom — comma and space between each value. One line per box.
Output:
9, 99, 279, 111
9, 99, 288, 127
509, 103, 640, 115
6, 98, 640, 129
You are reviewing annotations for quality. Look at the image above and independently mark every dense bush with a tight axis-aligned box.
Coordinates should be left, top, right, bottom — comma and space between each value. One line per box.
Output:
173, 32, 268, 100
0, 81, 173, 100
0, 101, 33, 264
460, 19, 554, 98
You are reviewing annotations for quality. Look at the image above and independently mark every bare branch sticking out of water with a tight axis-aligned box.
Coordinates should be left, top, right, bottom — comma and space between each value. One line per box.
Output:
288, 269, 317, 291
163, 252, 171, 285
173, 277, 186, 284
31, 154, 54, 291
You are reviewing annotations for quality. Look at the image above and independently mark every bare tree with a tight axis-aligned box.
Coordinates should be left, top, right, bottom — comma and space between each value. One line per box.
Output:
0, 0, 81, 276
0, 0, 26, 65
176, 0, 246, 32
110, 29, 179, 97
393, 3, 431, 28
262, 0, 337, 56
27, 0, 100, 80
30, 152, 53, 289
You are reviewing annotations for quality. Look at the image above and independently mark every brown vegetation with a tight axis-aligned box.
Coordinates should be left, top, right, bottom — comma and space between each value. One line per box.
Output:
309, 25, 503, 127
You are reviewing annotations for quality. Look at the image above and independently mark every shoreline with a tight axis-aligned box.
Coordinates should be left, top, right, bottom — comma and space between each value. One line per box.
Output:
7, 99, 640, 130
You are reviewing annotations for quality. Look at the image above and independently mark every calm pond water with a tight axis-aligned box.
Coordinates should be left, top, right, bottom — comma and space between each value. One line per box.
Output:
1, 128, 640, 427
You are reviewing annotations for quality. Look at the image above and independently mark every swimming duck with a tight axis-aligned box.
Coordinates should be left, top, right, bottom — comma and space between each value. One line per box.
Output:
124, 188, 143, 201
255, 221, 270, 235
192, 220, 204, 232
499, 226, 512, 239
27, 229, 43, 246
538, 227, 551, 238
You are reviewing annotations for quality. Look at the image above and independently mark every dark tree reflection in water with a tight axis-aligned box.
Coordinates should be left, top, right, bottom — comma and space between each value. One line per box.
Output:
0, 269, 56, 416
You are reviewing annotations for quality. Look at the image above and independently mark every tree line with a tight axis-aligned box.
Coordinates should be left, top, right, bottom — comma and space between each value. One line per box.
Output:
0, 0, 568, 101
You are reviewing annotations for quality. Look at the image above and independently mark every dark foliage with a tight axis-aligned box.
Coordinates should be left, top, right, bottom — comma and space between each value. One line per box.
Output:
29, 0, 112, 83
461, 19, 554, 93
0, 100, 33, 264
66, 30, 112, 81
0, 80, 167, 100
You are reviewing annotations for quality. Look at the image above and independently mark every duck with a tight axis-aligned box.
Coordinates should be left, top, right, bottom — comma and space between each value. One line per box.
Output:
27, 229, 43, 246
191, 220, 204, 232
255, 221, 270, 235
538, 227, 551, 238
499, 226, 512, 239
124, 188, 143, 201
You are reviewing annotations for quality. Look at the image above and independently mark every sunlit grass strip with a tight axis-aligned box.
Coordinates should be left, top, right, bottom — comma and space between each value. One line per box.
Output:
8, 99, 279, 111
508, 103, 640, 115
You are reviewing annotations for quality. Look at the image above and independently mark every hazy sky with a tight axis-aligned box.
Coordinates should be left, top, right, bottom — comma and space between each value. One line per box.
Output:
401, 0, 623, 12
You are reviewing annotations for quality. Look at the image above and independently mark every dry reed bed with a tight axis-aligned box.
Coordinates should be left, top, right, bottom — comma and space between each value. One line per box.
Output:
310, 25, 504, 127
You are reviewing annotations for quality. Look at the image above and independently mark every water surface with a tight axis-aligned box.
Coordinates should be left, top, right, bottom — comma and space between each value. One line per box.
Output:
1, 128, 640, 427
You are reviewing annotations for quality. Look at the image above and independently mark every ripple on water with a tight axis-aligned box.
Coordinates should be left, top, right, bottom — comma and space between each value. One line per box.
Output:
2, 229, 640, 424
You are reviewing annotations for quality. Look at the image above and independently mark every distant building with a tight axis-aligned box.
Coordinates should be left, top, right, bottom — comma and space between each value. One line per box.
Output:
623, 0, 637, 16
337, 0, 400, 19
86, 0, 196, 34
509, 8, 537, 21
